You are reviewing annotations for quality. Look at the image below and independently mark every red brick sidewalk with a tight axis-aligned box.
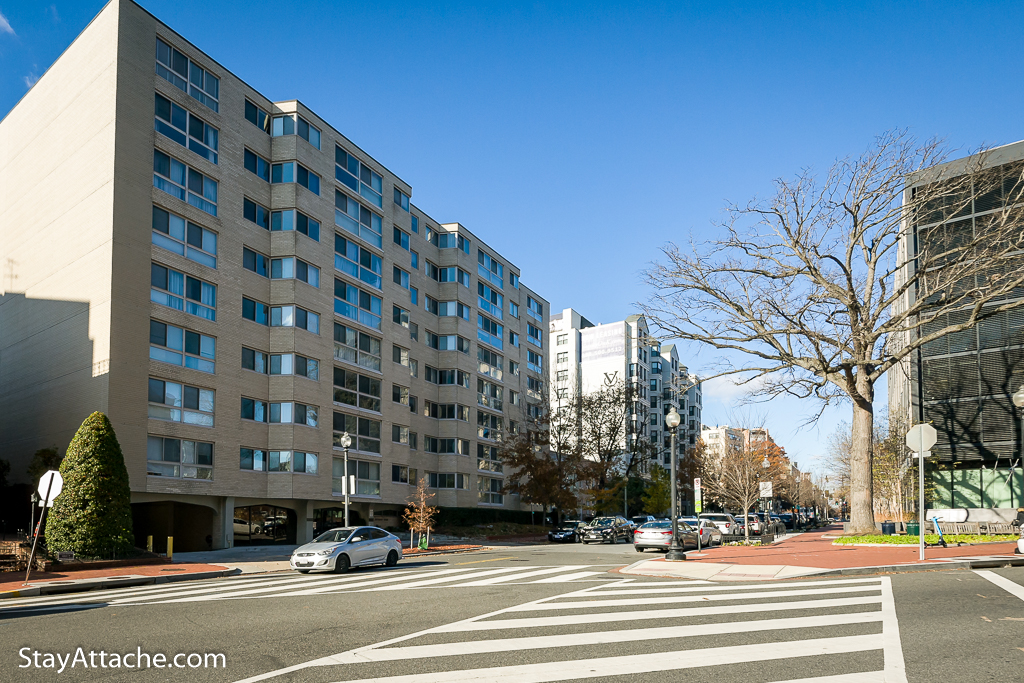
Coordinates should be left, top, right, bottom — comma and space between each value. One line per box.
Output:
694, 525, 1018, 570
0, 562, 230, 591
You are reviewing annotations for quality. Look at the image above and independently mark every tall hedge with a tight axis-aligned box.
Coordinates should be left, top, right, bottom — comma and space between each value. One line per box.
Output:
45, 412, 135, 556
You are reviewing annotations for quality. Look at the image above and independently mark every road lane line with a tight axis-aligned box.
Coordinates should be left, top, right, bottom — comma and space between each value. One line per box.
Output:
974, 570, 1024, 602
327, 633, 885, 683
439, 596, 883, 632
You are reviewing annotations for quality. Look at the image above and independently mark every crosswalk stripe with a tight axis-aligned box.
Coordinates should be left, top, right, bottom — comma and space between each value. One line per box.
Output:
329, 633, 885, 683
588, 577, 883, 596
974, 570, 1024, 602
529, 571, 604, 583
0, 575, 283, 608
508, 584, 881, 611
453, 566, 591, 586
108, 573, 368, 604
270, 568, 484, 596
362, 566, 544, 591
333, 611, 883, 664
438, 595, 884, 632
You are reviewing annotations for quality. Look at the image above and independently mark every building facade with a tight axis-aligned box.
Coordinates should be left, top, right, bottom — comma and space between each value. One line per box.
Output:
0, 0, 549, 550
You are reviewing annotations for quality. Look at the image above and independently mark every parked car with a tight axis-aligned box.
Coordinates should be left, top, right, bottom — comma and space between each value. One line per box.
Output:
548, 522, 585, 543
289, 526, 403, 574
581, 516, 633, 544
633, 520, 698, 552
631, 515, 657, 529
779, 513, 796, 530
741, 514, 763, 534
681, 517, 722, 547
699, 513, 739, 535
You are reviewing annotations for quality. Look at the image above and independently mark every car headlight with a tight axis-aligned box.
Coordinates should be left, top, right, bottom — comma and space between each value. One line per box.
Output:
316, 547, 337, 556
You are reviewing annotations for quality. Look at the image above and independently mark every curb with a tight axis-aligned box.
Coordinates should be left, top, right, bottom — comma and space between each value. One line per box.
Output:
0, 568, 235, 600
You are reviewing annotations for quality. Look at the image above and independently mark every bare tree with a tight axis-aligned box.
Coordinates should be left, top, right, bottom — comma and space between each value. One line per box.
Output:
403, 478, 438, 549
699, 431, 786, 540
644, 130, 1024, 534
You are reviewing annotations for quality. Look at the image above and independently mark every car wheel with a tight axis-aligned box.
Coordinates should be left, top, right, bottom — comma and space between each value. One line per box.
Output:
635, 546, 644, 553
333, 553, 351, 574
385, 550, 399, 567
296, 569, 310, 574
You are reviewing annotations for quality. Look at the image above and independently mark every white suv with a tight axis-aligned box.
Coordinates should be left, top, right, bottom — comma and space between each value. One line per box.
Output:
699, 513, 738, 535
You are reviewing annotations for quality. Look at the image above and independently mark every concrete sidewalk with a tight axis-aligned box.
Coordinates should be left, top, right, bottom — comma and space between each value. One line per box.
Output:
0, 562, 234, 599
622, 524, 1024, 581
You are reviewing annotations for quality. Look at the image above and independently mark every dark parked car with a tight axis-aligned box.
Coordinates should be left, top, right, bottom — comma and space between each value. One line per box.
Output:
779, 513, 796, 529
548, 522, 585, 543
581, 516, 632, 544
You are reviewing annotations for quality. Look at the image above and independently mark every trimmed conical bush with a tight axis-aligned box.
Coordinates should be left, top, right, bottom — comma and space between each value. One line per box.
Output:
45, 412, 135, 556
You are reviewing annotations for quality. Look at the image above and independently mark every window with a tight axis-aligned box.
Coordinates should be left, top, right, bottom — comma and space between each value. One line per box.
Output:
650, 413, 659, 426
527, 296, 544, 321
391, 464, 418, 484
426, 332, 471, 354
272, 257, 320, 287
478, 410, 502, 440
556, 352, 568, 364
271, 305, 320, 334
334, 279, 382, 330
156, 37, 219, 111
335, 146, 383, 208
430, 299, 469, 320
153, 150, 218, 216
528, 349, 543, 374
411, 215, 419, 234
242, 347, 268, 374
509, 390, 520, 406
267, 450, 319, 474
149, 378, 214, 426
428, 472, 469, 489
477, 347, 503, 381
651, 360, 662, 373
477, 250, 503, 287
242, 297, 269, 325
394, 187, 410, 211
527, 376, 543, 400
392, 424, 412, 445
410, 250, 418, 270
334, 323, 381, 372
425, 438, 470, 456
393, 227, 410, 250
150, 320, 215, 373
392, 344, 413, 369
478, 282, 503, 320
478, 315, 503, 350
556, 370, 568, 382
241, 397, 267, 422
509, 272, 520, 289
154, 93, 218, 163
425, 262, 470, 287
426, 228, 469, 253
477, 378, 503, 410
392, 383, 410, 408
478, 476, 503, 505
147, 436, 213, 479
240, 447, 267, 472
244, 99, 269, 132
243, 148, 270, 181
478, 444, 503, 473
243, 247, 269, 277
333, 412, 382, 454
393, 266, 410, 290
270, 354, 319, 380
333, 367, 381, 412
334, 458, 381, 495
424, 366, 470, 387
151, 263, 216, 320
508, 330, 519, 348
272, 209, 321, 241
527, 403, 543, 420
527, 323, 543, 347
335, 190, 383, 248
509, 360, 520, 376
509, 301, 519, 318
334, 234, 382, 289
272, 113, 321, 149
272, 161, 320, 195
424, 402, 470, 421
152, 206, 217, 268
557, 334, 568, 346
243, 197, 270, 229
269, 402, 319, 427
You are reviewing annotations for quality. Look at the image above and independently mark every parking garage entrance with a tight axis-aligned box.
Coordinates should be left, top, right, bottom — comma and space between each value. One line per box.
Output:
233, 505, 296, 545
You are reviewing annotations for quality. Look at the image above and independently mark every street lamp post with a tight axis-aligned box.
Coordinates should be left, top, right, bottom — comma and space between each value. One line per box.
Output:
339, 431, 353, 526
1012, 385, 1024, 508
665, 407, 685, 561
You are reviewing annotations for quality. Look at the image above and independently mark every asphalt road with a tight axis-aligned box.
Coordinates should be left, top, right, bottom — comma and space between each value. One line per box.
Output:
2, 541, 1023, 682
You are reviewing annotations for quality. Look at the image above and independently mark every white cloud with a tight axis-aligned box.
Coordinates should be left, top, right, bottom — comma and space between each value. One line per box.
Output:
0, 11, 15, 36
701, 374, 767, 402
23, 72, 38, 88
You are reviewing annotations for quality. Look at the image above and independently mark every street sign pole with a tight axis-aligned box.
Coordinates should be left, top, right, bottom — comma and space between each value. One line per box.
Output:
919, 446, 925, 561
24, 470, 62, 585
906, 424, 937, 562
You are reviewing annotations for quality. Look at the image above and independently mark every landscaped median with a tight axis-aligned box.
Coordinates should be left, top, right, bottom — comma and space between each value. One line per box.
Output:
832, 534, 1018, 546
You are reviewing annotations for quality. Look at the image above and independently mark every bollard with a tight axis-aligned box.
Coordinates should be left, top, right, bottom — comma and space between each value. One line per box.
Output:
167, 536, 173, 560
147, 535, 153, 553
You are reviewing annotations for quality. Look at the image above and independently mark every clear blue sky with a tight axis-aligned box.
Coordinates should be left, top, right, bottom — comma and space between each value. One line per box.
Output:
3, 1, 1023, 473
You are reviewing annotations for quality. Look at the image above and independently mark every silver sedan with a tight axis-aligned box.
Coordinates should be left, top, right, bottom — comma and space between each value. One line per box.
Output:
289, 526, 403, 573
681, 518, 723, 547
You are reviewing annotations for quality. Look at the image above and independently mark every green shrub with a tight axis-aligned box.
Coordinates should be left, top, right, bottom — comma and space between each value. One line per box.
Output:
833, 534, 1018, 545
45, 412, 134, 557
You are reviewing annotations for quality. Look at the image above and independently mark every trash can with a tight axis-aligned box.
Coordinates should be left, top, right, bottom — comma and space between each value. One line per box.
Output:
881, 521, 896, 536
906, 522, 920, 536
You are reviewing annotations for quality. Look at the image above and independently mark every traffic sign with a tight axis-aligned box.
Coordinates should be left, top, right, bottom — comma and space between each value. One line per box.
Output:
759, 481, 773, 498
37, 470, 63, 507
905, 424, 937, 453
693, 477, 702, 513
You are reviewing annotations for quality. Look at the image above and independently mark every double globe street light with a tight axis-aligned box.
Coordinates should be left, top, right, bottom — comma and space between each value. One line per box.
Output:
664, 406, 686, 561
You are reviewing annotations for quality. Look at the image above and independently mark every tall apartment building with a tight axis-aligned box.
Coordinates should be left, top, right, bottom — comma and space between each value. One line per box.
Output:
0, 0, 549, 551
889, 140, 1024, 511
648, 344, 702, 466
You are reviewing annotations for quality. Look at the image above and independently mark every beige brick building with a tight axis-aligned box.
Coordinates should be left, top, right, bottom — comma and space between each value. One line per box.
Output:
0, 0, 549, 550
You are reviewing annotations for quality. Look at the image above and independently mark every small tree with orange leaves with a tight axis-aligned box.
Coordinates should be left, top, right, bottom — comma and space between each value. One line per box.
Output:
402, 477, 438, 549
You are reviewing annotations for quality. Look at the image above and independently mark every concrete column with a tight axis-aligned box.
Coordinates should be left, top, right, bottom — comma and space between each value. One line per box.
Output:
220, 496, 235, 549
297, 500, 316, 544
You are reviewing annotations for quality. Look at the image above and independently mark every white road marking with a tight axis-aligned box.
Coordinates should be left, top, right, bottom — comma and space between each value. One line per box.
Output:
974, 570, 1024, 602
529, 571, 604, 583
586, 576, 882, 595
452, 566, 590, 586
361, 566, 547, 591
879, 576, 909, 683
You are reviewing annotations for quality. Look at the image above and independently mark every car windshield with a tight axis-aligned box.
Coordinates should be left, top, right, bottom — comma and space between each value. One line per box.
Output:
702, 515, 728, 521
312, 528, 355, 543
640, 522, 671, 529
590, 518, 614, 527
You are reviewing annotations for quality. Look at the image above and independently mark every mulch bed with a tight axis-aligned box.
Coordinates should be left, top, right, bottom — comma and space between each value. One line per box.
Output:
402, 544, 482, 554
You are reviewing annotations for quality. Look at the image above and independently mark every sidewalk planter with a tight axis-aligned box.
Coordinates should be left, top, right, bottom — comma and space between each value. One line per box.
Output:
760, 533, 775, 545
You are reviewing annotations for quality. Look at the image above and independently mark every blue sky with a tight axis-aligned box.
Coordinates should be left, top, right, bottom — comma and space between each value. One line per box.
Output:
3, 1, 1023, 473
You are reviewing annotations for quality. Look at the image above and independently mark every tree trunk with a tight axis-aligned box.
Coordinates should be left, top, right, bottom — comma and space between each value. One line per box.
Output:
848, 376, 876, 535
743, 504, 750, 541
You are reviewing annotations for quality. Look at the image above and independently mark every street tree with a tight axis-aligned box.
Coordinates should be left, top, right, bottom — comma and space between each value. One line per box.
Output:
701, 432, 786, 540
644, 130, 1024, 534
641, 465, 671, 515
26, 446, 63, 484
403, 477, 438, 548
